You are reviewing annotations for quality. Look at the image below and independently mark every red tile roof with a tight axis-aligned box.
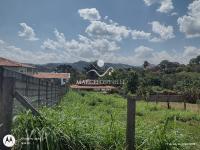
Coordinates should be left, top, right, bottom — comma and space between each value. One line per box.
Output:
0, 57, 34, 68
33, 73, 70, 79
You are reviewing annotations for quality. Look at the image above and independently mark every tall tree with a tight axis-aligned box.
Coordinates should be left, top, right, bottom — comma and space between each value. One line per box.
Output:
189, 55, 200, 65
143, 61, 150, 69
159, 60, 180, 73
126, 71, 139, 94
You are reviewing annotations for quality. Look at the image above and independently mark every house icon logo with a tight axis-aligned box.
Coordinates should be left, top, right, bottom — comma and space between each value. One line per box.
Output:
3, 134, 16, 147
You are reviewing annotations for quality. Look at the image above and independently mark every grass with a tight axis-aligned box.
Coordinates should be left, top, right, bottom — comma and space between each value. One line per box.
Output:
12, 90, 200, 150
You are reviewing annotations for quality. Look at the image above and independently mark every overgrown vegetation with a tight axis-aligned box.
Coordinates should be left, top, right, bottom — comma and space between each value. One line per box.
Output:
101, 59, 200, 103
12, 91, 200, 150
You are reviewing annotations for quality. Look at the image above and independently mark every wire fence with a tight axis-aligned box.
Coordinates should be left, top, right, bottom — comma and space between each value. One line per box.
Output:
0, 66, 68, 148
1, 67, 67, 113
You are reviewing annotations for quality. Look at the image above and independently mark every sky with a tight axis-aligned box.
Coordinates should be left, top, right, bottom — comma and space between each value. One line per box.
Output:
0, 0, 200, 65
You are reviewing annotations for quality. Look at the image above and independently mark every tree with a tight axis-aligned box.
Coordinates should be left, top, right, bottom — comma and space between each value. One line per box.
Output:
143, 61, 150, 69
189, 58, 197, 65
56, 64, 75, 73
126, 71, 139, 94
159, 60, 180, 73
174, 79, 200, 103
56, 64, 86, 84
189, 55, 200, 65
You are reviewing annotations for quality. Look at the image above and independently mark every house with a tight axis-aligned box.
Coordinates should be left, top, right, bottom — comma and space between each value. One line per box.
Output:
0, 57, 36, 74
32, 73, 70, 85
0, 57, 70, 85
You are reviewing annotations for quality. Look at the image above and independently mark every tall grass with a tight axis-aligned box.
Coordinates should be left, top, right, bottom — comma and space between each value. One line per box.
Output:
12, 90, 200, 150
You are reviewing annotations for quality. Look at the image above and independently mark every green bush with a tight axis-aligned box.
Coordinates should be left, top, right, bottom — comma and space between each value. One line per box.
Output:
12, 91, 200, 150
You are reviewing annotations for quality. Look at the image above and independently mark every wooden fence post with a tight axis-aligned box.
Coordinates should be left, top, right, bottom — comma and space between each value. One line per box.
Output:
184, 100, 186, 110
0, 69, 15, 149
167, 101, 170, 109
156, 94, 158, 105
126, 96, 136, 150
167, 95, 170, 109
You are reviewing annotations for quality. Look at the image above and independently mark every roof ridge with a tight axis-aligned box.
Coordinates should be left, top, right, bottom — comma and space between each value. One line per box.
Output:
0, 57, 34, 68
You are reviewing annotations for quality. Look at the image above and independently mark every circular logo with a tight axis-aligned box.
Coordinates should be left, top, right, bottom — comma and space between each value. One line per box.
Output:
3, 134, 16, 147
97, 59, 104, 68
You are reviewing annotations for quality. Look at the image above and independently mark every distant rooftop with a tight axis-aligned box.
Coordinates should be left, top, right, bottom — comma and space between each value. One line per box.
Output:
0, 57, 34, 68
33, 72, 70, 79
70, 85, 117, 90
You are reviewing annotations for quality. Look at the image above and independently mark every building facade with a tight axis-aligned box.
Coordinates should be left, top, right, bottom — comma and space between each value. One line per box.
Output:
0, 57, 36, 74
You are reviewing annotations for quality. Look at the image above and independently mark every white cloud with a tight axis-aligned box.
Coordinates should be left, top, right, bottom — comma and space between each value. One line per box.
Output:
102, 45, 178, 65
157, 0, 174, 13
104, 16, 109, 20
144, 0, 174, 13
134, 46, 154, 58
144, 0, 157, 6
2, 37, 200, 66
133, 46, 175, 64
177, 46, 200, 63
150, 21, 175, 41
85, 21, 130, 41
42, 8, 158, 64
85, 19, 152, 42
81, 10, 131, 42
41, 29, 67, 50
41, 39, 58, 50
128, 45, 200, 65
18, 23, 39, 41
0, 39, 67, 64
178, 0, 200, 38
42, 29, 120, 61
131, 30, 151, 40
78, 8, 101, 21
0, 40, 5, 45
183, 46, 200, 58
107, 45, 200, 66
41, 8, 178, 65
171, 12, 178, 16
80, 8, 170, 43
150, 37, 162, 42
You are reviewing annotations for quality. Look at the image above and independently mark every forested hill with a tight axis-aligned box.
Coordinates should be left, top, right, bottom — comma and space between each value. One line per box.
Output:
32, 61, 134, 72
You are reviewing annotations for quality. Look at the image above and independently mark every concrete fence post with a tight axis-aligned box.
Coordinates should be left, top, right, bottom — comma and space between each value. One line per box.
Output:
0, 68, 15, 149
51, 82, 53, 106
46, 81, 48, 106
25, 76, 29, 97
54, 84, 57, 104
38, 79, 41, 107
